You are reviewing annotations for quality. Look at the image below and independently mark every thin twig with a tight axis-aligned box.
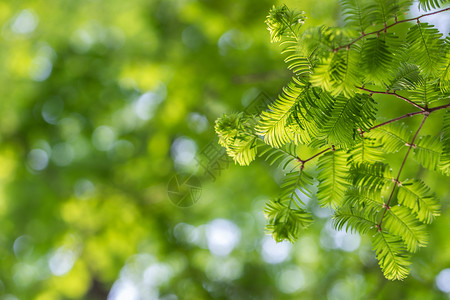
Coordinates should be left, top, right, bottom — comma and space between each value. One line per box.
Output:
364, 102, 450, 133
428, 102, 450, 113
357, 86, 426, 111
297, 147, 333, 167
333, 7, 450, 51
377, 114, 429, 230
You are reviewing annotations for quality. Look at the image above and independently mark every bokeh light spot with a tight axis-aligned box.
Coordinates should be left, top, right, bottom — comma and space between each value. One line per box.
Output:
48, 248, 76, 276
42, 98, 64, 125
51, 143, 75, 166
27, 149, 49, 171
92, 126, 116, 151
277, 266, 305, 294
206, 219, 240, 256
29, 56, 52, 81
170, 137, 197, 168
436, 268, 450, 293
11, 9, 38, 35
261, 236, 291, 264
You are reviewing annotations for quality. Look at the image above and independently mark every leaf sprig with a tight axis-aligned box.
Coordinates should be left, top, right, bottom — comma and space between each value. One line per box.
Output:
215, 1, 450, 280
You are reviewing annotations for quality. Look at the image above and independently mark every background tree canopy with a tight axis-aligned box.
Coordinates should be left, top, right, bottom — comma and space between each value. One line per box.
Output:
0, 0, 449, 299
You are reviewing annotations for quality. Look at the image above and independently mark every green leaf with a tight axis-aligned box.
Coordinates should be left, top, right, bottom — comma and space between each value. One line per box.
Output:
340, 0, 372, 32
311, 48, 361, 97
347, 136, 385, 163
265, 5, 306, 43
317, 149, 350, 208
317, 94, 374, 146
280, 170, 315, 205
257, 78, 306, 148
350, 162, 393, 190
388, 63, 424, 91
259, 143, 298, 170
413, 135, 442, 170
439, 38, 450, 92
366, 0, 410, 25
397, 179, 440, 224
367, 122, 411, 153
344, 186, 384, 212
333, 205, 378, 234
406, 22, 444, 77
406, 80, 441, 107
384, 206, 428, 252
372, 231, 411, 281
361, 34, 396, 85
215, 113, 259, 166
440, 111, 450, 175
264, 198, 313, 243
418, 0, 450, 10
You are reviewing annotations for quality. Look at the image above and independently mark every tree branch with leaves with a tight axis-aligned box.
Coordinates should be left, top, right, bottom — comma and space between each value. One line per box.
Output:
215, 0, 450, 281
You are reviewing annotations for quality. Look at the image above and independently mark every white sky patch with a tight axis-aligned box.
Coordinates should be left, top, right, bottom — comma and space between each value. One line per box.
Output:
108, 279, 141, 300
74, 179, 96, 200
277, 266, 306, 294
133, 92, 162, 121
261, 236, 291, 264
48, 248, 76, 276
320, 221, 361, 252
108, 254, 173, 300
51, 143, 75, 166
205, 257, 243, 281
11, 9, 38, 35
170, 137, 197, 167
410, 1, 450, 35
206, 219, 240, 256
92, 125, 116, 151
27, 149, 49, 171
29, 56, 52, 81
436, 268, 450, 293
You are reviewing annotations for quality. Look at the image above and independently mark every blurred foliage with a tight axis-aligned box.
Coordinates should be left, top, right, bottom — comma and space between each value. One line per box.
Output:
0, 0, 449, 299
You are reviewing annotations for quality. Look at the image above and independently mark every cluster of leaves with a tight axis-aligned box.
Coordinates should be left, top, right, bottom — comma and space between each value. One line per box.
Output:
216, 0, 450, 280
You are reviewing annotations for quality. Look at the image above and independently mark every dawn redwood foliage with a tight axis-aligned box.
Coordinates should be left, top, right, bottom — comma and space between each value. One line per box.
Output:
215, 0, 450, 280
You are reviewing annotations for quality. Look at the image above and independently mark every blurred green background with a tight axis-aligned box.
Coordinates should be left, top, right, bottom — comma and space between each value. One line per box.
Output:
1, 0, 450, 299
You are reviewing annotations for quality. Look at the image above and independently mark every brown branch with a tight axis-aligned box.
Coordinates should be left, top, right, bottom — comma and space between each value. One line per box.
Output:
356, 86, 426, 111
333, 7, 450, 52
364, 102, 450, 133
377, 114, 429, 230
297, 146, 333, 168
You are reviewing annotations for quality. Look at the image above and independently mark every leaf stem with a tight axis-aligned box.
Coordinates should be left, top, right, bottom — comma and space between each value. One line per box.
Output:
297, 146, 332, 167
364, 102, 450, 133
333, 7, 450, 51
356, 86, 426, 111
377, 114, 429, 230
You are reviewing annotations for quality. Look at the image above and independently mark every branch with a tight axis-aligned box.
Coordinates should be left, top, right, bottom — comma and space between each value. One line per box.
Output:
356, 86, 426, 111
364, 102, 450, 133
297, 146, 333, 168
377, 114, 429, 230
333, 7, 450, 52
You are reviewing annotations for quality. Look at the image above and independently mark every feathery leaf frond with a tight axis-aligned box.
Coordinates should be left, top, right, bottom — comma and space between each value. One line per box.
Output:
350, 162, 393, 190
413, 135, 442, 170
440, 111, 450, 174
397, 179, 440, 223
317, 149, 350, 208
259, 143, 299, 170
368, 122, 411, 153
406, 22, 444, 77
264, 198, 313, 243
384, 206, 428, 252
257, 78, 307, 148
418, 0, 450, 10
333, 205, 378, 234
348, 136, 385, 163
372, 231, 411, 280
